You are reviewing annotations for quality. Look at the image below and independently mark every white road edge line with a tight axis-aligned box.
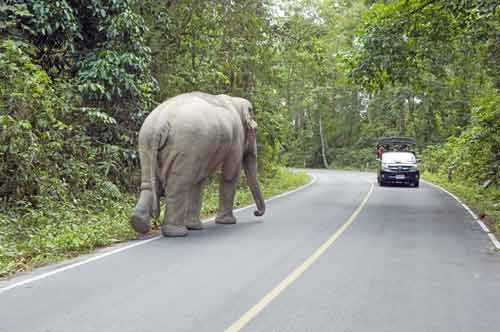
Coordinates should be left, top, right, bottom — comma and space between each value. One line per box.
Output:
0, 172, 318, 294
488, 233, 500, 249
423, 180, 500, 250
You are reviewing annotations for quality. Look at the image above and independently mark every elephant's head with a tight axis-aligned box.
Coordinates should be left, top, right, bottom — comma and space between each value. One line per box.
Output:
230, 97, 266, 217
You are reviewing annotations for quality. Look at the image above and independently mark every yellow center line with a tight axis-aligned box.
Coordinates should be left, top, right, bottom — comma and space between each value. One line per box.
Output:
225, 183, 375, 332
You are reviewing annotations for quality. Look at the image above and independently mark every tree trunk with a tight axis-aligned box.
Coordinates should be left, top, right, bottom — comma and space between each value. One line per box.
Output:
399, 108, 406, 135
191, 24, 197, 81
408, 90, 414, 136
300, 111, 306, 168
318, 112, 329, 169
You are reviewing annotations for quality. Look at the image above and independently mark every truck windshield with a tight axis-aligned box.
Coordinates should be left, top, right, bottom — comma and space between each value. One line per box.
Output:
382, 152, 416, 163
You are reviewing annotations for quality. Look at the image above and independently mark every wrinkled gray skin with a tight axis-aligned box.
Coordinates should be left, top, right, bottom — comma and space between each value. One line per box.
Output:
130, 92, 265, 237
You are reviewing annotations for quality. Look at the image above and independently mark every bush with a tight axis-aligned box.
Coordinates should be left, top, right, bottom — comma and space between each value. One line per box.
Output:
0, 39, 100, 204
422, 93, 500, 184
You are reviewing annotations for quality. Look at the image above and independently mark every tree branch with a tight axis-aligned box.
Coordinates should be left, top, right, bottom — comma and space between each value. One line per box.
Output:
409, 0, 438, 16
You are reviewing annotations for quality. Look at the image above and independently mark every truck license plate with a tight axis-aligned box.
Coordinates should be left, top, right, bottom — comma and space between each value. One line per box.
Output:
395, 174, 406, 180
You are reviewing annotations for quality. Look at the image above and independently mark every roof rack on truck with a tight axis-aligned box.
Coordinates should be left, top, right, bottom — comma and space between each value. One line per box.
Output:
377, 137, 416, 147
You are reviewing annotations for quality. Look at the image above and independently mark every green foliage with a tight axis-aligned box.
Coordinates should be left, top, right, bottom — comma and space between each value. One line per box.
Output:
0, 39, 95, 202
0, 185, 136, 277
422, 92, 500, 182
346, 0, 498, 90
340, 0, 499, 157
5, 0, 155, 107
1, 0, 156, 201
75, 5, 154, 106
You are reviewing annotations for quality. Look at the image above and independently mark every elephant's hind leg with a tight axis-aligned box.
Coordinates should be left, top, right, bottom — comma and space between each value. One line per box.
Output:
185, 180, 205, 230
130, 188, 154, 234
130, 147, 158, 234
161, 180, 190, 237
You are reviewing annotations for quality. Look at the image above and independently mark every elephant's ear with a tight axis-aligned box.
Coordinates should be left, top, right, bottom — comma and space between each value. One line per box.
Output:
244, 109, 257, 153
244, 109, 257, 136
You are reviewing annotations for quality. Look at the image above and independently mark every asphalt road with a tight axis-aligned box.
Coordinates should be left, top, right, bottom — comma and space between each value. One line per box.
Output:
1, 170, 499, 332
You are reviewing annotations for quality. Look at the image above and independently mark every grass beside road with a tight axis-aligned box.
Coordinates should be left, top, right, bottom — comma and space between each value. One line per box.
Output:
423, 172, 500, 239
0, 167, 310, 278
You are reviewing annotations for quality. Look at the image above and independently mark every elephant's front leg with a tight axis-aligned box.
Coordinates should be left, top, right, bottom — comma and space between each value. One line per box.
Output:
215, 174, 239, 224
185, 180, 205, 230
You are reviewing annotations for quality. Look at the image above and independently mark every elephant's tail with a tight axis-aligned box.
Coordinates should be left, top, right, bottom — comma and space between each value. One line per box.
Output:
150, 124, 170, 219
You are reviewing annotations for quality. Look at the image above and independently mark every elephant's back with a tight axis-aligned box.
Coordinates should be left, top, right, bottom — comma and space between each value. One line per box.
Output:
164, 95, 235, 137
142, 92, 242, 151
158, 94, 240, 149
150, 92, 233, 119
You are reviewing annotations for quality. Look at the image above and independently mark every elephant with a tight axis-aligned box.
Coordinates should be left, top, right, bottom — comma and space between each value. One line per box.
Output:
129, 92, 266, 237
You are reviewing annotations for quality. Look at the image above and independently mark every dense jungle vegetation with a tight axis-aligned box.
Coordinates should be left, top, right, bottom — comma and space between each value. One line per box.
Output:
0, 0, 499, 275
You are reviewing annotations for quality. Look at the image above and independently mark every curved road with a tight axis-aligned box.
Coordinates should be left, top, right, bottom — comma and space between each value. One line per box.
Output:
1, 170, 499, 332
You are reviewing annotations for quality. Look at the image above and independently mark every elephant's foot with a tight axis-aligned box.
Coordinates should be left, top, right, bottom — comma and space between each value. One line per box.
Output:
186, 220, 204, 230
130, 211, 151, 234
161, 224, 188, 237
215, 214, 236, 225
